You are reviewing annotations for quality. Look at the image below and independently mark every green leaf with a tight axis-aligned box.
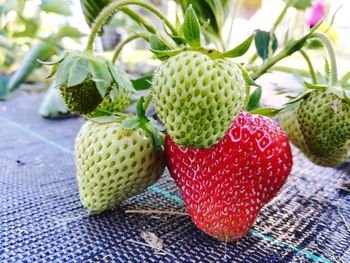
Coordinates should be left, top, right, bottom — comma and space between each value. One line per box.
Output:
67, 58, 89, 87
149, 35, 169, 51
183, 5, 201, 49
122, 117, 140, 130
41, 0, 72, 15
254, 30, 278, 60
88, 60, 111, 97
108, 63, 134, 92
304, 81, 327, 91
55, 25, 86, 39
0, 75, 10, 100
7, 42, 57, 92
136, 97, 146, 120
250, 107, 281, 117
285, 20, 323, 55
291, 0, 312, 10
247, 87, 262, 111
80, 0, 111, 27
223, 34, 254, 58
132, 74, 153, 91
235, 63, 260, 87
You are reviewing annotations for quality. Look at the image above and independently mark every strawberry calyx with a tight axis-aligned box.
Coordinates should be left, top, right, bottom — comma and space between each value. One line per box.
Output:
122, 96, 165, 149
42, 50, 135, 99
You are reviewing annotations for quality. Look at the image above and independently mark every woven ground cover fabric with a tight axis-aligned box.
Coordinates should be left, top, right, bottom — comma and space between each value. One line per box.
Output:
1, 91, 350, 263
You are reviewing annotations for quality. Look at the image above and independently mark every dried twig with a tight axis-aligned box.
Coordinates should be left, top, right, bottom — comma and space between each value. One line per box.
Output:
337, 201, 350, 233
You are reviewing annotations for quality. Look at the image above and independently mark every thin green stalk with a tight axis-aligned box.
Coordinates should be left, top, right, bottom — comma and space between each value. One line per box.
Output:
226, 0, 242, 48
86, 0, 179, 51
272, 0, 293, 31
121, 7, 156, 34
112, 33, 148, 64
271, 66, 311, 78
299, 49, 318, 84
312, 32, 338, 85
252, 50, 289, 80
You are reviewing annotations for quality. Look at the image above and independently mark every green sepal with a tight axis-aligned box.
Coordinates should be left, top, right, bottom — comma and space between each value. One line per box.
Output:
149, 35, 169, 51
162, 23, 184, 45
108, 62, 134, 93
343, 90, 350, 104
90, 115, 120, 123
88, 59, 111, 97
247, 86, 262, 111
235, 63, 260, 87
38, 52, 65, 65
132, 74, 153, 91
67, 57, 89, 87
122, 117, 141, 130
183, 5, 201, 49
223, 34, 254, 58
150, 48, 186, 61
46, 63, 58, 79
254, 30, 278, 60
55, 54, 76, 87
304, 81, 327, 91
250, 107, 282, 117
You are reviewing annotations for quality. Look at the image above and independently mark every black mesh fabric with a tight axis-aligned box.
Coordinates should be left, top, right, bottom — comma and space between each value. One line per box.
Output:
1, 91, 349, 263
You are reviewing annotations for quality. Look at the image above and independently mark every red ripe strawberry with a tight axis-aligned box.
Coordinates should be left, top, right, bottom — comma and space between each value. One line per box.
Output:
165, 111, 293, 241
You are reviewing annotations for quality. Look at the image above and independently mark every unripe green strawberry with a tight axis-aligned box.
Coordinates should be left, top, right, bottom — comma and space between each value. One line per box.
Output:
280, 91, 350, 166
46, 51, 134, 115
75, 116, 165, 212
152, 51, 246, 148
60, 79, 103, 114
85, 88, 131, 118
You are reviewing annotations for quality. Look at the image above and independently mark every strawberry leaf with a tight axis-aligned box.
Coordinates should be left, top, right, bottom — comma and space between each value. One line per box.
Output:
223, 34, 254, 58
247, 86, 262, 111
183, 5, 201, 49
67, 57, 89, 87
254, 30, 278, 60
284, 20, 323, 55
235, 63, 260, 87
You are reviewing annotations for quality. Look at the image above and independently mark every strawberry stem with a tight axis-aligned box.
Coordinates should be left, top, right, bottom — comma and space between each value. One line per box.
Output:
299, 49, 318, 84
112, 33, 148, 64
311, 32, 338, 86
86, 1, 179, 51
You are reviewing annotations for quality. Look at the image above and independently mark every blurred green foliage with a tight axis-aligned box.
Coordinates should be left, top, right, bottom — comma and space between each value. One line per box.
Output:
0, 0, 86, 99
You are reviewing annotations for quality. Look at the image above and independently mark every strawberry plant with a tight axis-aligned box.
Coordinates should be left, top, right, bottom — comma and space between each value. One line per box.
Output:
41, 0, 348, 241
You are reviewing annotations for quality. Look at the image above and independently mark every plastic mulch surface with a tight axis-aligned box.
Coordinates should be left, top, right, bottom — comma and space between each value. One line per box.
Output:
1, 91, 350, 263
